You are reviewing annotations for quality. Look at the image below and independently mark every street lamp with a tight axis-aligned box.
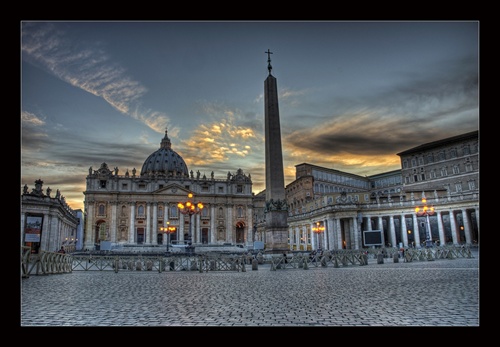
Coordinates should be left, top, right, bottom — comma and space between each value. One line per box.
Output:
177, 193, 204, 245
160, 222, 176, 252
312, 221, 325, 250
415, 197, 435, 247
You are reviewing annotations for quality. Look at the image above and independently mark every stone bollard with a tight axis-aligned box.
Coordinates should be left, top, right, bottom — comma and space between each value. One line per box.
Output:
321, 256, 327, 267
252, 258, 258, 270
363, 254, 368, 265
303, 258, 309, 270
377, 253, 384, 264
393, 253, 399, 263
334, 257, 339, 268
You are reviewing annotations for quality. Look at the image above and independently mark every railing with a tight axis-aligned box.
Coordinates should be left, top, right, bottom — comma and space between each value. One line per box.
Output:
22, 245, 474, 277
269, 245, 474, 270
70, 253, 248, 273
21, 246, 73, 278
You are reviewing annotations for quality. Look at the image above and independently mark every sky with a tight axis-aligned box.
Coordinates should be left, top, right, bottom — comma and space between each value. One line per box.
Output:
21, 21, 479, 211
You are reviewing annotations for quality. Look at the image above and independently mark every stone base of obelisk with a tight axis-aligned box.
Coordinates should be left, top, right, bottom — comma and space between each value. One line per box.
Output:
264, 228, 289, 254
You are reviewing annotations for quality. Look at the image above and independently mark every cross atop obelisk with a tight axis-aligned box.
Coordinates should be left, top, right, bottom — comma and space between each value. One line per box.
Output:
265, 49, 273, 75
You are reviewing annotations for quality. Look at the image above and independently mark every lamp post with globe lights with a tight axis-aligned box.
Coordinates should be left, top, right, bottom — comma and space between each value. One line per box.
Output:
177, 193, 204, 249
160, 221, 176, 253
415, 197, 435, 248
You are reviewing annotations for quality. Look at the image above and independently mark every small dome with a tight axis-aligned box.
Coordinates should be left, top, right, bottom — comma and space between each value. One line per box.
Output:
140, 129, 189, 177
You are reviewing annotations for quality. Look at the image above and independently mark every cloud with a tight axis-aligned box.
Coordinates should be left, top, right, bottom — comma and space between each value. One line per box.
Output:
21, 22, 171, 134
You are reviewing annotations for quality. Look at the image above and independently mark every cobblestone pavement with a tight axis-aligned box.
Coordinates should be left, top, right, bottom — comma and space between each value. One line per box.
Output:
20, 250, 479, 327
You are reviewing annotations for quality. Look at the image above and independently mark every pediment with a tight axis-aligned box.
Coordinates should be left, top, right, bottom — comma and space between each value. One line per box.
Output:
154, 183, 192, 197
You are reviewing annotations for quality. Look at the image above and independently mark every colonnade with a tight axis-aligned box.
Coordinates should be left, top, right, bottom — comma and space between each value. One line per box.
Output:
288, 206, 479, 251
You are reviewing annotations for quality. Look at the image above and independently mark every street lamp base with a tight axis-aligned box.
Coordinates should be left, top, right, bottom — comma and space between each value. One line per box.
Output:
425, 240, 433, 248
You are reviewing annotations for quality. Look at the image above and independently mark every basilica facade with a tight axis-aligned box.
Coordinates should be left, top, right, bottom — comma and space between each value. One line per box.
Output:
82, 129, 254, 251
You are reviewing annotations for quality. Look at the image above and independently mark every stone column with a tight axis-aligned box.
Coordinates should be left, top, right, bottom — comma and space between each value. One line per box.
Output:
129, 203, 135, 244
437, 211, 445, 245
462, 208, 472, 245
401, 214, 408, 247
152, 202, 158, 245
449, 210, 459, 245
389, 215, 397, 248
110, 202, 117, 243
84, 202, 94, 250
412, 213, 421, 247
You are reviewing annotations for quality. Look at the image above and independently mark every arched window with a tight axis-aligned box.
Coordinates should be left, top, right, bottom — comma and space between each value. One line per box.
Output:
98, 204, 105, 215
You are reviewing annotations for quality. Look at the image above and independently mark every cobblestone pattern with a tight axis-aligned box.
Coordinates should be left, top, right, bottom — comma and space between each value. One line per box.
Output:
20, 251, 479, 327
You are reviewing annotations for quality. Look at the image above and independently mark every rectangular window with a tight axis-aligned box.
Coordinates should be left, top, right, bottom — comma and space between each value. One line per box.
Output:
237, 185, 243, 193
121, 183, 128, 190
100, 180, 106, 188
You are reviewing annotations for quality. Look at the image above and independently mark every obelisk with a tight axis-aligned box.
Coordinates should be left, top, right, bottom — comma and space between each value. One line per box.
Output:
264, 49, 288, 253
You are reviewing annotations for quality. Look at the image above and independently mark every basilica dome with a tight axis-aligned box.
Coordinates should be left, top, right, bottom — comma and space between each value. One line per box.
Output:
140, 129, 189, 178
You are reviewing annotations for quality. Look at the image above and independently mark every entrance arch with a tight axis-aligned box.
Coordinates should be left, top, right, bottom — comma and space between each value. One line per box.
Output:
235, 221, 245, 244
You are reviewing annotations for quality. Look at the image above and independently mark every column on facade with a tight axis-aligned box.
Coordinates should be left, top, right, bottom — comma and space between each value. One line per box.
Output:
449, 210, 459, 245
411, 213, 421, 247
310, 222, 317, 249
195, 214, 201, 244
462, 208, 472, 246
84, 203, 94, 250
437, 211, 445, 246
352, 216, 360, 250
389, 215, 397, 248
129, 203, 135, 244
46, 213, 55, 251
376, 217, 385, 247
110, 202, 117, 243
322, 219, 328, 250
335, 218, 342, 249
50, 213, 60, 251
326, 217, 334, 250
152, 203, 158, 245
210, 205, 216, 244
293, 225, 299, 251
365, 216, 373, 231
226, 204, 233, 243
145, 203, 151, 244
400, 214, 408, 248
247, 205, 253, 247
162, 203, 167, 245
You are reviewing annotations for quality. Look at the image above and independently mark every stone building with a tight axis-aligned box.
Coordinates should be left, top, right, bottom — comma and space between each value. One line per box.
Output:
82, 129, 254, 251
21, 179, 79, 253
283, 130, 479, 251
